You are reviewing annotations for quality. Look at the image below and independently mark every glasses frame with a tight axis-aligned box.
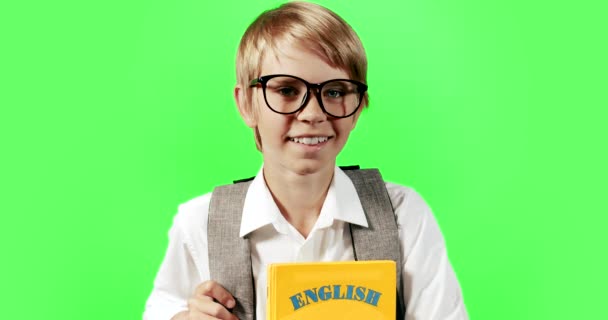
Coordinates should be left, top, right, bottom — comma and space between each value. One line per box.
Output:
249, 74, 368, 119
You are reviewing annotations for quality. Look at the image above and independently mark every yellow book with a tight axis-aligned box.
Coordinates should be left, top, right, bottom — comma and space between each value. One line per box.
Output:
267, 260, 396, 320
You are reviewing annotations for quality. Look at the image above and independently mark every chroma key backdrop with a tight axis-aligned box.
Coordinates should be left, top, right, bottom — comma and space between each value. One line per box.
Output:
1, 0, 606, 319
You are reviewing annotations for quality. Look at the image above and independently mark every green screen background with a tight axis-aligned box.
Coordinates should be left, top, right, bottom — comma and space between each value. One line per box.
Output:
1, 0, 606, 318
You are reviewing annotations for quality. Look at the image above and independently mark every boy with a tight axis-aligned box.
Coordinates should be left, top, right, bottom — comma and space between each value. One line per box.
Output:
144, 2, 467, 319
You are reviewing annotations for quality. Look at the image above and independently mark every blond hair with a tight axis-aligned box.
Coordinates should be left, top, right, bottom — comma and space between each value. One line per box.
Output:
236, 1, 368, 150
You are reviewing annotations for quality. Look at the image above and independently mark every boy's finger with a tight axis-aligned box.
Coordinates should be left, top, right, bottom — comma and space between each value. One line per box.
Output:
188, 297, 239, 320
195, 281, 236, 309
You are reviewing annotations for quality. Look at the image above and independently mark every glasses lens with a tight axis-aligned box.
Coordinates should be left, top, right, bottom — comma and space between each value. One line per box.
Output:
321, 80, 362, 117
265, 76, 308, 113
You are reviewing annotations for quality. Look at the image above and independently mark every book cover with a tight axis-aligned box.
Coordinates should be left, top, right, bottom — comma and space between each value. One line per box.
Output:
267, 260, 396, 320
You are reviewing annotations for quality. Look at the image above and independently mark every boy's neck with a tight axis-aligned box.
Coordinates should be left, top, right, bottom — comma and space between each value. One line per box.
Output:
262, 164, 334, 238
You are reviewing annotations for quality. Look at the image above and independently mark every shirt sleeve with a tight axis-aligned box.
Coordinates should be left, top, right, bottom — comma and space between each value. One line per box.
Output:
387, 183, 469, 320
143, 206, 206, 320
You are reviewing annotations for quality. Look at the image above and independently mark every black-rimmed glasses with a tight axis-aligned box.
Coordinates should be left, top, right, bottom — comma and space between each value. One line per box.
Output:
249, 74, 367, 118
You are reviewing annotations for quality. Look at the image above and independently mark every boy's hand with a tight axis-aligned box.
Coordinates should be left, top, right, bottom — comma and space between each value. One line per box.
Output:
172, 280, 239, 320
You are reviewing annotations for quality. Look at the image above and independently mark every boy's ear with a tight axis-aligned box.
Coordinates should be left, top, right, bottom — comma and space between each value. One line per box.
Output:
234, 85, 257, 128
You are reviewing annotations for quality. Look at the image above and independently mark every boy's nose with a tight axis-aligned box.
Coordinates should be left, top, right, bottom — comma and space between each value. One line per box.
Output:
296, 92, 327, 123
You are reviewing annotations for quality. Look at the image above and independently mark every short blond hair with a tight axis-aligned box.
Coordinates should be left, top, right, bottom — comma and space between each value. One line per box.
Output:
236, 1, 368, 150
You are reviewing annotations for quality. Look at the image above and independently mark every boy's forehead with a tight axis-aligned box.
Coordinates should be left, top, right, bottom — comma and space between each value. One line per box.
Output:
260, 40, 349, 81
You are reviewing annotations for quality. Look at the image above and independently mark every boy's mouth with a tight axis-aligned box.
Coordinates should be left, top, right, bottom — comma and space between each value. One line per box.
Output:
288, 136, 331, 145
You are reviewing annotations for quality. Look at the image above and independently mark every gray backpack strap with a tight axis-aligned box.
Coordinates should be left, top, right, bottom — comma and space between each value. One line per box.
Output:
344, 168, 406, 319
208, 180, 255, 320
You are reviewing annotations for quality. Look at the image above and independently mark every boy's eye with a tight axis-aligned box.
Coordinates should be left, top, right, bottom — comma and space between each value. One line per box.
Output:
276, 87, 298, 96
324, 89, 345, 98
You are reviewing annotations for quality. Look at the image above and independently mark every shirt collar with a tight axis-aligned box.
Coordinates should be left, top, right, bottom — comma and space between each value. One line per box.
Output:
239, 167, 282, 237
239, 166, 369, 238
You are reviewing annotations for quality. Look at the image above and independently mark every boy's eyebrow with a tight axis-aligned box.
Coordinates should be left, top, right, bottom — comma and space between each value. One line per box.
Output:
270, 78, 300, 85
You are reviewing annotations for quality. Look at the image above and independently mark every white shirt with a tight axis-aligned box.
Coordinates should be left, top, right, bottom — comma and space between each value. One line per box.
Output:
144, 167, 468, 320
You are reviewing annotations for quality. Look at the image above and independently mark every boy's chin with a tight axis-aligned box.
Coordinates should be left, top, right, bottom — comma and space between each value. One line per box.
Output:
286, 159, 336, 176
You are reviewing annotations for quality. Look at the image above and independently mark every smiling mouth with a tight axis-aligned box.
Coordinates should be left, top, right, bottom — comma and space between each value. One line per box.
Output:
288, 136, 331, 145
